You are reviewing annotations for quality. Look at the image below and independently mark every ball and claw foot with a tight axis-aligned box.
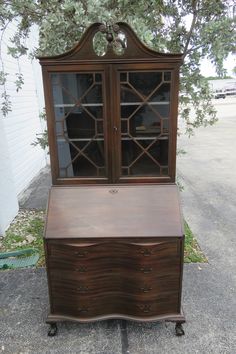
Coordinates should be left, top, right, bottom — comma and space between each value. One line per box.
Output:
175, 322, 185, 336
48, 323, 57, 337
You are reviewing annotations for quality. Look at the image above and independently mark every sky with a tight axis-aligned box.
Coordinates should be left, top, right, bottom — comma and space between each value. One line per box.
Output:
183, 11, 236, 78
200, 54, 236, 77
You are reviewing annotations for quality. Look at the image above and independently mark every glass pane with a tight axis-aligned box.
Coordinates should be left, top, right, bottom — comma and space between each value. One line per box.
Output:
148, 139, 169, 166
120, 72, 127, 82
59, 168, 67, 178
164, 72, 171, 81
130, 155, 160, 176
121, 120, 128, 134
160, 139, 169, 166
61, 73, 93, 98
56, 121, 63, 136
52, 82, 75, 106
129, 72, 162, 97
121, 84, 141, 103
151, 104, 170, 118
82, 84, 102, 103
51, 74, 60, 86
97, 120, 103, 134
120, 104, 140, 119
85, 105, 103, 119
57, 138, 74, 177
83, 140, 104, 167
121, 139, 143, 166
66, 107, 95, 139
95, 73, 102, 82
130, 105, 161, 137
98, 167, 105, 176
119, 70, 171, 178
162, 119, 169, 134
121, 138, 168, 176
122, 167, 129, 175
149, 83, 170, 103
51, 72, 105, 178
69, 153, 97, 177
161, 167, 169, 176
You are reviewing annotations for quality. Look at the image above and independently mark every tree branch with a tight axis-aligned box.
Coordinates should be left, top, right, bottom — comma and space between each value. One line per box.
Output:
182, 0, 198, 60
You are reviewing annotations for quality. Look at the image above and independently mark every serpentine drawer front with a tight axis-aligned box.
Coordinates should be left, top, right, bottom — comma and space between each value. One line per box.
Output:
47, 239, 181, 318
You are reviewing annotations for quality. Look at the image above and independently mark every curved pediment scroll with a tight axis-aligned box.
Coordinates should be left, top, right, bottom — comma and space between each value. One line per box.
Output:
38, 22, 182, 63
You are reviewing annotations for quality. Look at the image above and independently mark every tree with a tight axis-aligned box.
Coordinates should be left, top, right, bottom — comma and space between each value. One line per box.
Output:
0, 0, 235, 140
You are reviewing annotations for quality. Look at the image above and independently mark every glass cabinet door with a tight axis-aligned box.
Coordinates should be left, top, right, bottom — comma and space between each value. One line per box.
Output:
119, 70, 171, 178
51, 72, 107, 179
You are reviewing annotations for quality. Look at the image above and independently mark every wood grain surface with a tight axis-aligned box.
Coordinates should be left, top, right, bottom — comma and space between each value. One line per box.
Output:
45, 185, 184, 239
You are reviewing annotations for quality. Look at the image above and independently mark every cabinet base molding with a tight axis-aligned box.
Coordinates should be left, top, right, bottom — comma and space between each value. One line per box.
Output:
46, 311, 185, 324
46, 311, 185, 336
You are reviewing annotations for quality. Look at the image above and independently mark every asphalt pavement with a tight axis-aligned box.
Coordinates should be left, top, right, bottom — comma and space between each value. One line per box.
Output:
1, 98, 236, 354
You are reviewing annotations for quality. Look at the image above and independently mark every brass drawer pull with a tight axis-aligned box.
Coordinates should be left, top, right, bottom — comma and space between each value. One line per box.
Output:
77, 286, 89, 293
140, 266, 153, 273
78, 307, 89, 314
139, 249, 153, 257
74, 251, 88, 257
140, 285, 152, 293
75, 266, 87, 273
138, 304, 151, 313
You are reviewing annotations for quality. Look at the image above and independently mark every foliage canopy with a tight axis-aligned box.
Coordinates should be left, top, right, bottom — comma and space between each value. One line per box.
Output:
0, 0, 235, 137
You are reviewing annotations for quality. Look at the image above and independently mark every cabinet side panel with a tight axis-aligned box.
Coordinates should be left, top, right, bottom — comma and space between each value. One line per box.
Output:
177, 236, 185, 312
169, 67, 180, 181
44, 240, 55, 315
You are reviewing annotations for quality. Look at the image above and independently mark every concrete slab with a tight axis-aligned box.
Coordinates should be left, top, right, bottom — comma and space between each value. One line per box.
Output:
126, 99, 236, 353
127, 264, 236, 354
19, 166, 51, 210
0, 268, 122, 354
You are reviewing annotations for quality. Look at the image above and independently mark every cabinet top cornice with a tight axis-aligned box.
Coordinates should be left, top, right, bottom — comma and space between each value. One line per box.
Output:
38, 22, 183, 65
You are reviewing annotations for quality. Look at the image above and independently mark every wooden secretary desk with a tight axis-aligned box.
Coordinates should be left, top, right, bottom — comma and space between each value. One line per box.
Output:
39, 22, 185, 337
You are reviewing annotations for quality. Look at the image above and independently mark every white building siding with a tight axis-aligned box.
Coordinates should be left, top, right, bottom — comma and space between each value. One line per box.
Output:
0, 119, 19, 234
1, 23, 47, 195
0, 22, 47, 234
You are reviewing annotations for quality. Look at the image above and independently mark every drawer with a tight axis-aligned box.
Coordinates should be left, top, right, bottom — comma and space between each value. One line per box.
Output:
47, 240, 180, 272
49, 270, 180, 298
52, 292, 179, 318
48, 257, 180, 276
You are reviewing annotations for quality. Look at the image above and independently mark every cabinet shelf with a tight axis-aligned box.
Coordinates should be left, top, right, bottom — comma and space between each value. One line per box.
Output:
57, 138, 104, 142
120, 102, 170, 106
57, 136, 168, 142
54, 103, 103, 107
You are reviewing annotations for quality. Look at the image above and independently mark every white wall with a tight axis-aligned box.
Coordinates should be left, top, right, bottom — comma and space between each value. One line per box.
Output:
1, 23, 47, 195
0, 22, 47, 234
0, 119, 19, 234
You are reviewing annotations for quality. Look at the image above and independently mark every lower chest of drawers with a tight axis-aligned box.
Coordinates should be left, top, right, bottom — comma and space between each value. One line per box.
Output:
45, 238, 183, 320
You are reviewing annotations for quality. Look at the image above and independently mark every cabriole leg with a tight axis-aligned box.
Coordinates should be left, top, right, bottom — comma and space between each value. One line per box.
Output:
175, 322, 185, 336
48, 322, 58, 337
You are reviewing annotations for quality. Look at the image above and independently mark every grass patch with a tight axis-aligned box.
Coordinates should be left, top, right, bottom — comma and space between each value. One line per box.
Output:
0, 210, 45, 267
184, 221, 207, 263
0, 210, 207, 267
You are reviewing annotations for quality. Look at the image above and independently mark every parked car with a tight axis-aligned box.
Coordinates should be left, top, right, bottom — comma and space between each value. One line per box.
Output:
214, 92, 226, 99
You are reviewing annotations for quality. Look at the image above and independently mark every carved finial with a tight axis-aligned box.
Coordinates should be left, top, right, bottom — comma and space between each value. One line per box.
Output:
97, 22, 126, 55
106, 25, 114, 46
99, 23, 121, 45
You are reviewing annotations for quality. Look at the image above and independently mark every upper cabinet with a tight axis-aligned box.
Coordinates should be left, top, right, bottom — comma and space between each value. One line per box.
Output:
38, 22, 182, 185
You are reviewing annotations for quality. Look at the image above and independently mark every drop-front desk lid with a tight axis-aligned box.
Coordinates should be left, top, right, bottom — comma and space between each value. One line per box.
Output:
44, 185, 184, 239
